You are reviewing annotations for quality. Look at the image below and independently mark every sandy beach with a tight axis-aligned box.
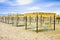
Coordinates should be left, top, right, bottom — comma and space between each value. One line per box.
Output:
0, 22, 60, 40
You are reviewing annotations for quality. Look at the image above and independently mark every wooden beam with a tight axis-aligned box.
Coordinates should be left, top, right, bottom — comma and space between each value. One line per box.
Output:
25, 16, 27, 29
50, 16, 51, 24
36, 15, 38, 33
16, 16, 19, 27
42, 17, 44, 23
11, 17, 13, 25
8, 15, 9, 24
41, 15, 42, 27
58, 19, 59, 24
29, 16, 31, 25
54, 15, 55, 30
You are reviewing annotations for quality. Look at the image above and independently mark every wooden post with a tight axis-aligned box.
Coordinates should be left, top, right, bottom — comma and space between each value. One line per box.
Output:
12, 17, 14, 24
58, 19, 59, 24
2, 17, 3, 22
2, 17, 4, 22
8, 15, 9, 24
2, 17, 4, 23
36, 15, 38, 33
2, 18, 3, 22
50, 16, 51, 24
5, 18, 7, 23
43, 17, 44, 23
41, 15, 42, 27
1, 17, 2, 22
5, 17, 6, 23
29, 16, 31, 25
4, 17, 5, 23
54, 15, 55, 30
3, 17, 5, 23
16, 17, 19, 27
25, 16, 27, 30
12, 17, 14, 26
50, 16, 51, 27
16, 14, 19, 27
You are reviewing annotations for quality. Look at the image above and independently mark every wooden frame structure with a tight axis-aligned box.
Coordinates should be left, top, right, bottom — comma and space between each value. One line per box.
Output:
24, 12, 56, 33
0, 12, 57, 33
12, 14, 25, 27
56, 16, 60, 24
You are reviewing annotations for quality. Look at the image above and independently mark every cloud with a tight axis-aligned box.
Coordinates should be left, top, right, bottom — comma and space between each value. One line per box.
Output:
0, 0, 17, 6
27, 6, 40, 10
16, 0, 33, 5
0, 0, 60, 15
44, 3, 55, 7
2, 12, 8, 14
54, 9, 60, 15
6, 1, 18, 6
0, 0, 33, 6
0, 0, 6, 3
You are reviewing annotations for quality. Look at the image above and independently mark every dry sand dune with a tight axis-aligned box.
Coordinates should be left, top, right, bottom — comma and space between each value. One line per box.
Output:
0, 22, 60, 40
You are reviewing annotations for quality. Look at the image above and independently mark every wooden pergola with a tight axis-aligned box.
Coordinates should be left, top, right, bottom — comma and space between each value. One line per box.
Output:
4, 15, 9, 24
24, 12, 56, 33
17, 14, 25, 26
0, 12, 56, 33
56, 16, 60, 24
0, 16, 5, 23
12, 14, 24, 27
0, 16, 3, 22
7, 15, 14, 24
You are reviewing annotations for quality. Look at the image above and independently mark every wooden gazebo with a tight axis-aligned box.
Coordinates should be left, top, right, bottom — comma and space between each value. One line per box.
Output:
12, 14, 25, 27
24, 12, 56, 33
56, 16, 60, 24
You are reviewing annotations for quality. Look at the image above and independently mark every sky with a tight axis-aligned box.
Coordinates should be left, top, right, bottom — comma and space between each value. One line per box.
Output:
0, 0, 60, 15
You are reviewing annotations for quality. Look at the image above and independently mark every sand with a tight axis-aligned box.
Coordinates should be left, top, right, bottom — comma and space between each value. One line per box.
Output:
0, 22, 60, 40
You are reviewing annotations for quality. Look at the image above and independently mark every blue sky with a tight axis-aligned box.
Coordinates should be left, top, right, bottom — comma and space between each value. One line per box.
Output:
0, 0, 60, 15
